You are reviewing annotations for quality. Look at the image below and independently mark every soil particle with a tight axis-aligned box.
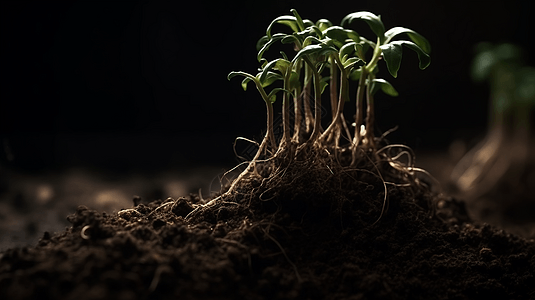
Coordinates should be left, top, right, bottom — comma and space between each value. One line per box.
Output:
1, 182, 534, 299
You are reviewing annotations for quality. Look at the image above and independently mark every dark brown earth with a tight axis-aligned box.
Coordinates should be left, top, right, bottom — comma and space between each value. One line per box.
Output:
1, 152, 534, 300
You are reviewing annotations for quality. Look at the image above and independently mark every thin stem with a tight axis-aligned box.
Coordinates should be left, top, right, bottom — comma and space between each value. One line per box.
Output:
329, 57, 338, 120
353, 68, 367, 146
351, 68, 368, 166
266, 100, 277, 150
364, 37, 383, 74
248, 74, 277, 150
282, 72, 291, 147
303, 65, 314, 134
292, 86, 302, 143
292, 62, 303, 143
303, 57, 322, 142
365, 73, 376, 149
320, 60, 348, 145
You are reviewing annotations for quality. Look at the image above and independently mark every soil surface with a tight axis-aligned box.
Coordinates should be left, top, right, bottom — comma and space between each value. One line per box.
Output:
1, 154, 534, 299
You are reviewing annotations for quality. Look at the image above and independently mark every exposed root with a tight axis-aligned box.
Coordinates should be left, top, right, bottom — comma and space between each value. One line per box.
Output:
189, 127, 436, 228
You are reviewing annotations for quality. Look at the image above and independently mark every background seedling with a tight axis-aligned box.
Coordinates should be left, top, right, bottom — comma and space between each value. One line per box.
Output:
451, 43, 535, 197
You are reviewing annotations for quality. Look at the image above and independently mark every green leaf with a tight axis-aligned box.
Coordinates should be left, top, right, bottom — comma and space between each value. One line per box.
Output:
316, 19, 333, 31
259, 58, 292, 83
355, 42, 370, 62
340, 42, 357, 62
228, 71, 254, 81
258, 71, 283, 88
384, 27, 431, 54
516, 67, 535, 104
241, 77, 253, 91
257, 33, 286, 61
266, 16, 299, 38
288, 71, 301, 90
471, 50, 495, 82
290, 27, 319, 45
319, 77, 329, 94
228, 71, 258, 90
324, 26, 360, 47
292, 44, 338, 64
380, 41, 430, 78
349, 68, 362, 81
281, 34, 301, 45
371, 78, 398, 96
290, 9, 305, 31
380, 43, 402, 77
303, 19, 315, 28
341, 12, 385, 41
256, 36, 270, 52
343, 57, 363, 70
302, 35, 323, 47
323, 26, 350, 47
266, 88, 286, 103
310, 26, 324, 39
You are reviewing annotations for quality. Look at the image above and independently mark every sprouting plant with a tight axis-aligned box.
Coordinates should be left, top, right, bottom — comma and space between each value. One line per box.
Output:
451, 43, 535, 197
203, 9, 432, 218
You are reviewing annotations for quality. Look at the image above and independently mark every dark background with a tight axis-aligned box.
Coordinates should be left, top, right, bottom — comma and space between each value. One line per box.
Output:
1, 0, 534, 173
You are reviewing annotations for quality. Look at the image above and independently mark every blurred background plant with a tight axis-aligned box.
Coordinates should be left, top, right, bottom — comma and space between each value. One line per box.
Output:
448, 43, 535, 235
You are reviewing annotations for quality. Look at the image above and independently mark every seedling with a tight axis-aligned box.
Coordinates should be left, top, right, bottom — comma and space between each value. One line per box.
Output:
451, 43, 535, 197
195, 9, 431, 222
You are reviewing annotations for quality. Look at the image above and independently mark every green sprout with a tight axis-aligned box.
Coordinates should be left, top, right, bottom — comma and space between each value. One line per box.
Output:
451, 43, 535, 197
222, 9, 431, 214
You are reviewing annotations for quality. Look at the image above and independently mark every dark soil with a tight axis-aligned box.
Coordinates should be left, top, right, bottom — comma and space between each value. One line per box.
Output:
1, 158, 534, 299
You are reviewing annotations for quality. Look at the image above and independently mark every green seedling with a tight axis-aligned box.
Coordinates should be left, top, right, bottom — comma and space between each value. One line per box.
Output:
451, 43, 535, 197
222, 9, 431, 216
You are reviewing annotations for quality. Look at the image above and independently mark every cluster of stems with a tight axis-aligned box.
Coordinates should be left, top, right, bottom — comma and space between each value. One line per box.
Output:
229, 9, 431, 174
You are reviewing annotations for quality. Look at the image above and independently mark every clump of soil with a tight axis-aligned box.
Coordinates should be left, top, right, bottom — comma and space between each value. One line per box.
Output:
1, 153, 534, 299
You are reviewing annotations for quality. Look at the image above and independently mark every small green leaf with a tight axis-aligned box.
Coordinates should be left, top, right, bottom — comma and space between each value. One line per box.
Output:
471, 50, 495, 82
257, 33, 286, 61
324, 27, 360, 47
258, 71, 283, 88
267, 88, 286, 103
289, 71, 301, 90
281, 34, 300, 45
319, 77, 329, 94
228, 71, 254, 81
355, 42, 369, 62
349, 68, 363, 81
380, 41, 430, 78
241, 77, 253, 91
228, 71, 258, 90
302, 35, 322, 47
290, 9, 305, 31
256, 36, 270, 52
384, 27, 431, 54
380, 43, 402, 77
266, 16, 299, 38
343, 57, 363, 70
371, 78, 398, 96
316, 19, 333, 31
341, 12, 385, 41
340, 42, 357, 62
292, 44, 338, 64
259, 58, 291, 83
310, 26, 324, 39
517, 67, 535, 105
303, 19, 315, 28
323, 26, 349, 46
284, 27, 320, 47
